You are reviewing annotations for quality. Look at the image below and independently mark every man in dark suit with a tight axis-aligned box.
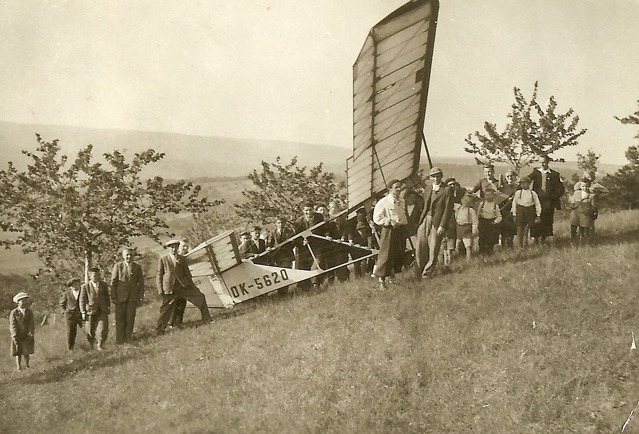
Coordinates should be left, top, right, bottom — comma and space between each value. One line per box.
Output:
415, 167, 455, 278
110, 248, 145, 344
79, 268, 110, 350
267, 217, 295, 267
293, 202, 323, 289
528, 154, 565, 244
59, 277, 83, 350
155, 239, 212, 335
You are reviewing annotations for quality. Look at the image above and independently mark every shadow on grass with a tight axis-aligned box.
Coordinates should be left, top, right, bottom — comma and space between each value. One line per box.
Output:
0, 344, 155, 387
0, 327, 176, 387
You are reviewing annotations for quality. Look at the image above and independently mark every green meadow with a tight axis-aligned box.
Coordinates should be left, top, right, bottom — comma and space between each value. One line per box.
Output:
1, 210, 638, 433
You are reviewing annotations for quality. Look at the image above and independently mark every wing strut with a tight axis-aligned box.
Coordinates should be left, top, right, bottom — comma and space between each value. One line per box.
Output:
422, 131, 433, 169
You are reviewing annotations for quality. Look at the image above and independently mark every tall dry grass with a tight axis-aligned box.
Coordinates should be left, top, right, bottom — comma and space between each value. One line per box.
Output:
0, 210, 638, 433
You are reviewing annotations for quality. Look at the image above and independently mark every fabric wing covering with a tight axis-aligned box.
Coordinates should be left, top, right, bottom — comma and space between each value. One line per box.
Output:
348, 0, 439, 209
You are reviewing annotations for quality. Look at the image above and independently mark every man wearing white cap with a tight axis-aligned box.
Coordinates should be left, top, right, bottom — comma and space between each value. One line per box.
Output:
10, 292, 35, 371
156, 239, 212, 334
415, 167, 454, 278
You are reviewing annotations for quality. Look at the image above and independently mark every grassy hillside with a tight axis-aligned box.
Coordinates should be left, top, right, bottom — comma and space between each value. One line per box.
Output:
0, 211, 638, 433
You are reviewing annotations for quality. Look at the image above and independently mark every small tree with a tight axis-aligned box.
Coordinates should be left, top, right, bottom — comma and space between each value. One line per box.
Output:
577, 149, 600, 176
601, 146, 639, 209
465, 81, 587, 173
0, 135, 220, 282
234, 156, 345, 225
602, 103, 639, 209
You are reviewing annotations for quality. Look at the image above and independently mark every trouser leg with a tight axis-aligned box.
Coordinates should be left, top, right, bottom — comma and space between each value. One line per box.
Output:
156, 294, 176, 333
124, 300, 137, 341
422, 226, 443, 276
183, 291, 211, 322
66, 317, 77, 350
86, 315, 97, 346
415, 219, 431, 277
170, 298, 186, 326
97, 313, 108, 348
114, 302, 127, 344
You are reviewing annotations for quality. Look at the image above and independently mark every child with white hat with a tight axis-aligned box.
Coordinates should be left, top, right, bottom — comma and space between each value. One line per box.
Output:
9, 292, 35, 371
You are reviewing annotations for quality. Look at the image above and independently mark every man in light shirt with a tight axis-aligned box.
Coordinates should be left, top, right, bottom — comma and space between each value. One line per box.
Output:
373, 179, 408, 288
511, 176, 542, 249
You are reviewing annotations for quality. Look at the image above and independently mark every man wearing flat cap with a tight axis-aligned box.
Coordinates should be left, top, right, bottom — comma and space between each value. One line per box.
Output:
372, 178, 407, 288
415, 166, 454, 278
79, 268, 111, 350
110, 248, 145, 344
59, 277, 83, 350
156, 239, 212, 334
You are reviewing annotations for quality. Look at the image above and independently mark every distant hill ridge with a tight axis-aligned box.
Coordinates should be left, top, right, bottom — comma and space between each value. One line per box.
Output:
0, 121, 351, 179
0, 121, 621, 184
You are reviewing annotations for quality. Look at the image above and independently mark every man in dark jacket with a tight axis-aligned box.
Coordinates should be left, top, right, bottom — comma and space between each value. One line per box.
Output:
155, 239, 212, 335
110, 248, 144, 344
59, 278, 83, 350
79, 268, 110, 350
528, 155, 565, 244
415, 167, 455, 278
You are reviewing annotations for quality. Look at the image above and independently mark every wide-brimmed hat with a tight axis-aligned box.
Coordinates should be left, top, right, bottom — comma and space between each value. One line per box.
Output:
164, 239, 181, 247
13, 292, 29, 303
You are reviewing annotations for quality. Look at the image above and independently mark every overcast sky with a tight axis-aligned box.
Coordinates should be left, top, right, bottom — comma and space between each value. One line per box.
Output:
1, 0, 638, 165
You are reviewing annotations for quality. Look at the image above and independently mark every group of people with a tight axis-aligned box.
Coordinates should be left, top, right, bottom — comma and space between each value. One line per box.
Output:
231, 155, 603, 292
8, 239, 215, 371
370, 155, 605, 288
56, 249, 146, 354
8, 155, 606, 370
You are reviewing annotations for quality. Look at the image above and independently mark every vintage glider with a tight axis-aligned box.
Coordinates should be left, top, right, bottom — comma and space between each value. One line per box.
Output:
186, 0, 440, 308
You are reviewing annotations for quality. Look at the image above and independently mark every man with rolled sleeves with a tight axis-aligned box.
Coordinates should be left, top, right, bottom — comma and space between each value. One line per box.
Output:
155, 239, 212, 335
415, 167, 455, 279
110, 248, 145, 344
372, 179, 408, 289
59, 278, 83, 350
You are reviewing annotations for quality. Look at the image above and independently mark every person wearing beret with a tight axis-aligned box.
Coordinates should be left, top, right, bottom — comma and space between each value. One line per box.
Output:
415, 167, 455, 279
59, 278, 83, 350
10, 292, 35, 371
110, 248, 145, 344
79, 268, 111, 350
155, 239, 212, 335
527, 154, 565, 244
